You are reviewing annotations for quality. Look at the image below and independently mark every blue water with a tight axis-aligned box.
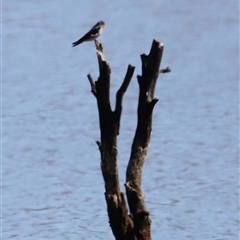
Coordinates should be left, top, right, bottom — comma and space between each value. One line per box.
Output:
2, 1, 239, 239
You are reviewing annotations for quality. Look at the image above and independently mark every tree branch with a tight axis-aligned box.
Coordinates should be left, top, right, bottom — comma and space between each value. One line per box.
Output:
87, 74, 97, 97
115, 65, 135, 135
87, 40, 136, 239
125, 39, 165, 238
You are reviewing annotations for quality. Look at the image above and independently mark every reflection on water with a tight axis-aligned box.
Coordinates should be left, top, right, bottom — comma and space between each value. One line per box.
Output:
3, 1, 238, 239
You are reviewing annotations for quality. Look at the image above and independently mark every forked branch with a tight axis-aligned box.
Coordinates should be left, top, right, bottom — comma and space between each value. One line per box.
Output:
86, 39, 170, 240
88, 40, 136, 239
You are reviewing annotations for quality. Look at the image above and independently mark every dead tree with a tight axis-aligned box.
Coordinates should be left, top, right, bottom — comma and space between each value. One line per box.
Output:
87, 39, 170, 240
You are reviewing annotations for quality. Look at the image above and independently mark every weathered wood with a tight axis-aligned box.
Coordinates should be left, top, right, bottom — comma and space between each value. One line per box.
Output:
125, 40, 167, 240
87, 39, 169, 239
88, 40, 136, 239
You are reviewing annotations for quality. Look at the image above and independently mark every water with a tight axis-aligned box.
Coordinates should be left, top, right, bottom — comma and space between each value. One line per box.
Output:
2, 1, 239, 239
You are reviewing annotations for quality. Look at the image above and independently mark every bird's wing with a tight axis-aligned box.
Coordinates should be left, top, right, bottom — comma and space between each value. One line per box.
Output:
88, 25, 101, 37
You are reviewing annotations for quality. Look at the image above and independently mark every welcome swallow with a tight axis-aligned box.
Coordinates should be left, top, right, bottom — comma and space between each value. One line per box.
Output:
72, 21, 105, 47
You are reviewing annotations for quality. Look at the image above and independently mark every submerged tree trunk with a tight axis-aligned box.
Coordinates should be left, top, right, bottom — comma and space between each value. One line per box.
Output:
87, 39, 170, 240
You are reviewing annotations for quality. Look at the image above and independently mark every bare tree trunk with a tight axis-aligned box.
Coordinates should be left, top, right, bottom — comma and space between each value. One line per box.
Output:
87, 39, 170, 240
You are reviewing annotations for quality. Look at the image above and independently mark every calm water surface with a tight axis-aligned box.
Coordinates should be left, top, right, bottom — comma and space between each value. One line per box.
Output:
2, 1, 239, 239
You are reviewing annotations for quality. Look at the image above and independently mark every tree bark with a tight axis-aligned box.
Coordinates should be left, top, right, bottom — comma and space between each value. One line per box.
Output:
87, 39, 169, 240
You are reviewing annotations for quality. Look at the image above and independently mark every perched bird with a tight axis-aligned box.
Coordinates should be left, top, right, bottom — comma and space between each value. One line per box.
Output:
72, 21, 105, 47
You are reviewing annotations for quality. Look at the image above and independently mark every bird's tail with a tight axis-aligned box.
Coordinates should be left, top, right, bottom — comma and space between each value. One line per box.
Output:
72, 39, 83, 47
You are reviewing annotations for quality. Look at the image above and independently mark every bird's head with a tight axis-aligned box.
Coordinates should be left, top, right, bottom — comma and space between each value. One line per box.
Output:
98, 21, 105, 28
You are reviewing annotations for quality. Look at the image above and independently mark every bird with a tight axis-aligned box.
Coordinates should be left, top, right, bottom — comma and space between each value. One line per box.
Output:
72, 21, 105, 47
